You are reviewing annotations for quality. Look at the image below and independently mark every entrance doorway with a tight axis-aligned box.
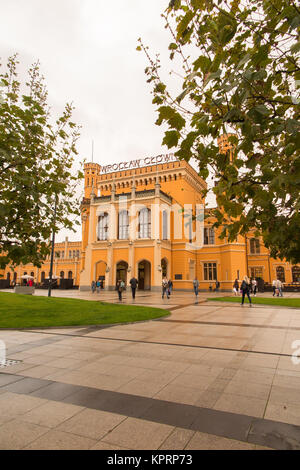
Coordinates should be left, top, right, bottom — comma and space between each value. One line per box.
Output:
95, 260, 107, 288
138, 260, 151, 290
116, 261, 128, 286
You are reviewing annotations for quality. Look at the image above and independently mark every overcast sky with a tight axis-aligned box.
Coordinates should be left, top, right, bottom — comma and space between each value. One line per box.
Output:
1, 0, 215, 241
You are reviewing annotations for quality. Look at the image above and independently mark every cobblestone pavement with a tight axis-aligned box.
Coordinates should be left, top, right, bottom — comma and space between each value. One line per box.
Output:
1, 288, 300, 449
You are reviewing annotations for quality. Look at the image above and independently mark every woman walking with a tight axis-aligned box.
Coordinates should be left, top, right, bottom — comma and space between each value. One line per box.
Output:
233, 279, 239, 296
241, 276, 252, 307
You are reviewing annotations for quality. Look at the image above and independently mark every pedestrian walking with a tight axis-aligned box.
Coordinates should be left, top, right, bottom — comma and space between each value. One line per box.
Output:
129, 276, 138, 300
193, 278, 199, 302
276, 279, 283, 297
168, 279, 173, 296
272, 279, 276, 297
214, 280, 220, 292
91, 280, 96, 293
252, 279, 257, 296
241, 276, 252, 307
162, 277, 169, 299
233, 279, 239, 296
96, 279, 101, 294
117, 279, 125, 301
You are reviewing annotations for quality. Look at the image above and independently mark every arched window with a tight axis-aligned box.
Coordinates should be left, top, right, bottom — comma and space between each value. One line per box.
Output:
292, 266, 300, 283
41, 272, 45, 282
60, 271, 65, 279
30, 272, 34, 278
6, 272, 10, 281
139, 208, 151, 238
162, 211, 168, 240
98, 212, 109, 240
276, 266, 285, 282
68, 271, 73, 279
118, 210, 129, 240
250, 238, 260, 254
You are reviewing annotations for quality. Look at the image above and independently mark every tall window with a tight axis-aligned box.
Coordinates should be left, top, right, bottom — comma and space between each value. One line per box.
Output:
118, 210, 129, 240
292, 266, 300, 283
60, 271, 65, 279
204, 262, 217, 281
98, 212, 109, 240
139, 208, 151, 238
250, 238, 260, 254
276, 266, 285, 282
250, 267, 263, 279
204, 227, 215, 245
162, 211, 168, 240
68, 271, 73, 279
41, 272, 45, 282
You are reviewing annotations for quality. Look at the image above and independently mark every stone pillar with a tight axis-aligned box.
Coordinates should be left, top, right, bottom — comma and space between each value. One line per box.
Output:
129, 241, 134, 278
80, 205, 95, 290
153, 240, 162, 291
106, 242, 114, 290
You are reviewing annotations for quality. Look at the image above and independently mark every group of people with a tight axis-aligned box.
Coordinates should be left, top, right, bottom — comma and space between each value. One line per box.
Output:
116, 276, 138, 301
91, 279, 104, 294
162, 277, 173, 299
92, 274, 285, 304
272, 279, 283, 297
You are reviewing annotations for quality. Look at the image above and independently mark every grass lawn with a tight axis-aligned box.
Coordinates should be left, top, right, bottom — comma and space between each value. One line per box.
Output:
207, 296, 300, 308
0, 292, 169, 329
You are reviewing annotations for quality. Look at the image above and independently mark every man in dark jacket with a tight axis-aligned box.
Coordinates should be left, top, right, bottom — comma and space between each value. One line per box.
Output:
129, 277, 138, 299
241, 276, 252, 307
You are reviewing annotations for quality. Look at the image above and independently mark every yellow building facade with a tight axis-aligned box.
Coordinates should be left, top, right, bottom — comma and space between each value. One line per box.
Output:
1, 238, 81, 287
1, 151, 299, 292
79, 155, 300, 292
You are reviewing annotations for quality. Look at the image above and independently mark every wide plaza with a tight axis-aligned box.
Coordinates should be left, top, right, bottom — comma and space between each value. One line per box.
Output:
0, 289, 300, 449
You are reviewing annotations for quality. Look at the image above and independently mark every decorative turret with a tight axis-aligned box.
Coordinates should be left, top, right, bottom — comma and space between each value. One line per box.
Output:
84, 162, 101, 198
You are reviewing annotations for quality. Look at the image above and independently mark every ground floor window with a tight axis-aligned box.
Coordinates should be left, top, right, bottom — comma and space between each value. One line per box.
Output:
250, 267, 263, 279
292, 266, 300, 283
204, 262, 217, 281
276, 266, 285, 282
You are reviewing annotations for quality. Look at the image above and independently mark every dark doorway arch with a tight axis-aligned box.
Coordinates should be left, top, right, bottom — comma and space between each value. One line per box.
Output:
116, 261, 128, 287
138, 260, 151, 290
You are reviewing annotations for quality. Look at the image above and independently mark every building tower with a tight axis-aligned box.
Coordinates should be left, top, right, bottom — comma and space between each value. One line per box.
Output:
84, 163, 101, 198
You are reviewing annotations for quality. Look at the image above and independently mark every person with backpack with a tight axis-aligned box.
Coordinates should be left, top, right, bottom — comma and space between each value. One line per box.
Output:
168, 279, 173, 296
91, 280, 96, 293
241, 276, 252, 307
96, 279, 101, 294
162, 277, 169, 299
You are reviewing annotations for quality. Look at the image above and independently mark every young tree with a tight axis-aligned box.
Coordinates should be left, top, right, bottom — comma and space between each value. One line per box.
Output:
0, 55, 82, 269
138, 0, 300, 263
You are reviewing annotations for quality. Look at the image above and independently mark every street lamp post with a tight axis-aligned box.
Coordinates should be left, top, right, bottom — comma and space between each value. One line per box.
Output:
48, 196, 57, 298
